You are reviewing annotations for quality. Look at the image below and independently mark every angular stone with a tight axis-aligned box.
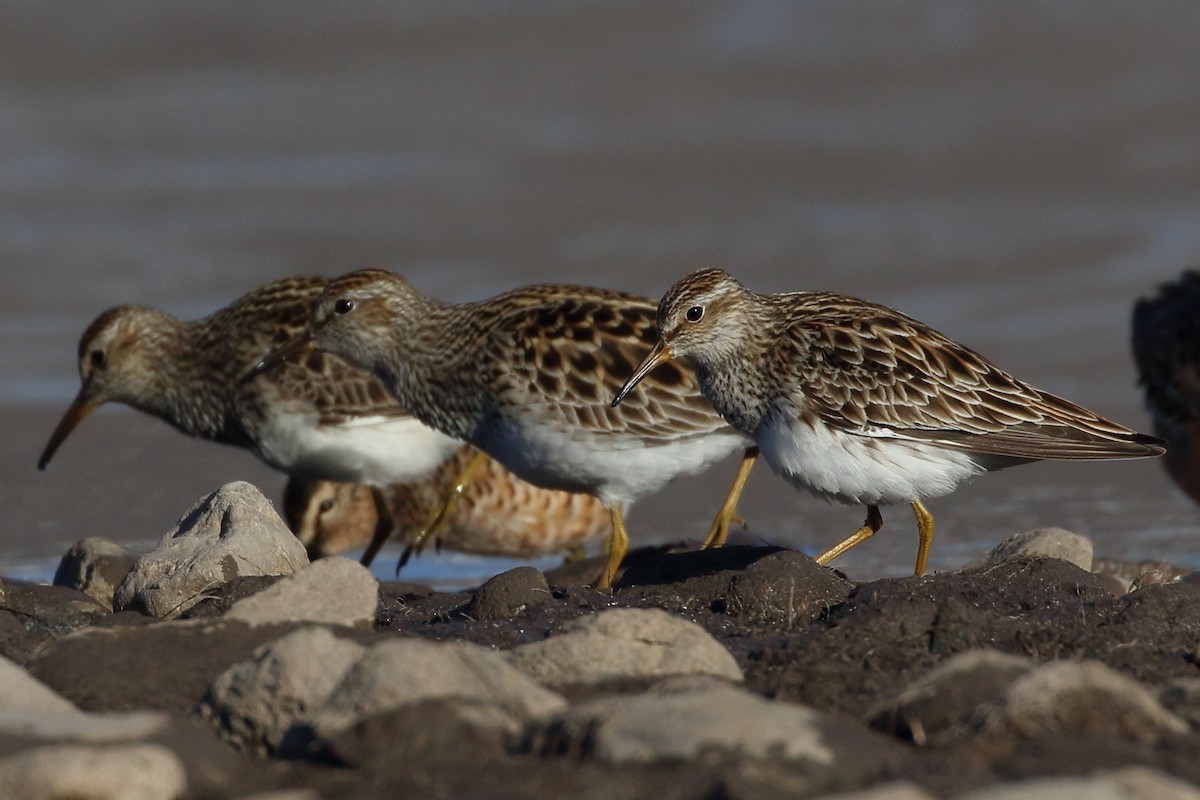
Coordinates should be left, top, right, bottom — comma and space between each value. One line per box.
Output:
536, 677, 900, 768
53, 538, 139, 610
0, 653, 78, 713
114, 481, 308, 618
977, 528, 1094, 571
507, 608, 742, 690
225, 558, 378, 628
199, 626, 367, 756
0, 743, 187, 800
980, 660, 1188, 741
867, 650, 1034, 742
462, 567, 551, 621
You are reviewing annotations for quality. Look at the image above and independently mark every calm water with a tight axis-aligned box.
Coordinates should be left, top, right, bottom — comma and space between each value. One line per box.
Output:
3, 1, 1199, 584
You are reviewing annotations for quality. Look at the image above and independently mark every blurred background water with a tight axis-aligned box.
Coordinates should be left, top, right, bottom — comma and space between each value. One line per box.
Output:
3, 1, 1199, 584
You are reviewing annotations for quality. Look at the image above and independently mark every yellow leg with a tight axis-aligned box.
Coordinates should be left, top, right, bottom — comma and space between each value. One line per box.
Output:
911, 499, 934, 576
398, 450, 490, 572
815, 505, 883, 566
701, 447, 758, 549
359, 485, 394, 568
598, 502, 629, 590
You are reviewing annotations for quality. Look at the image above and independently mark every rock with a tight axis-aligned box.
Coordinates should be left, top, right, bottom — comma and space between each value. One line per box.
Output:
956, 766, 1200, 800
977, 528, 1094, 571
312, 638, 566, 746
812, 782, 937, 800
201, 627, 564, 759
462, 567, 550, 621
113, 481, 309, 618
867, 649, 1034, 742
199, 626, 367, 756
320, 699, 508, 770
725, 550, 852, 624
0, 577, 109, 631
225, 558, 378, 628
0, 742, 187, 800
618, 546, 852, 625
979, 660, 1188, 741
0, 653, 78, 713
1157, 678, 1200, 729
53, 538, 139, 609
534, 677, 903, 769
507, 608, 742, 690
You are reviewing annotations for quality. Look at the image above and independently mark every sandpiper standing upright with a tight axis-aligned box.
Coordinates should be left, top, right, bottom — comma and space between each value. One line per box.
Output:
248, 269, 758, 588
614, 268, 1165, 574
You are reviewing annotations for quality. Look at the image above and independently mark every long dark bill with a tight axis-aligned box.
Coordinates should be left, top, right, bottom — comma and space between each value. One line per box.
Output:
241, 334, 315, 383
38, 388, 96, 470
612, 341, 674, 407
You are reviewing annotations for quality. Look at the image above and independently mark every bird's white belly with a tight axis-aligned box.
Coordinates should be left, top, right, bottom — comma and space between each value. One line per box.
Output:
475, 418, 749, 508
255, 413, 462, 485
758, 414, 984, 506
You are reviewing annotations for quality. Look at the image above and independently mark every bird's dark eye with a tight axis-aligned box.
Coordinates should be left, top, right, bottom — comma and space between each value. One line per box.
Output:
685, 305, 704, 323
89, 350, 106, 369
334, 298, 355, 315
319, 499, 334, 513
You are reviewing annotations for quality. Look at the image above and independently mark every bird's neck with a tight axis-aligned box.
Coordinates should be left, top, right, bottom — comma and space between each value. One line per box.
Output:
372, 300, 491, 441
133, 319, 243, 444
695, 301, 778, 436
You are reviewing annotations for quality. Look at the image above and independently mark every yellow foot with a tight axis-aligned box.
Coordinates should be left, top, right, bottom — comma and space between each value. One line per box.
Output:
397, 450, 490, 574
700, 447, 758, 549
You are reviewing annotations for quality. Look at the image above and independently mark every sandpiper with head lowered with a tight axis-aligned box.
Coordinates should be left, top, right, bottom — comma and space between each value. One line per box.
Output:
39, 276, 463, 565
614, 268, 1165, 574
284, 443, 611, 561
246, 269, 757, 588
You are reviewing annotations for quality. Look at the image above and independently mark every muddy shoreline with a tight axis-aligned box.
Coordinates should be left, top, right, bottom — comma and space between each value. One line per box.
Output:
1, 482, 1198, 799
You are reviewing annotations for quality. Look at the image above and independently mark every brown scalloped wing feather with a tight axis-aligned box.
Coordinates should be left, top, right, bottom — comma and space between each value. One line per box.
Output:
784, 293, 1163, 460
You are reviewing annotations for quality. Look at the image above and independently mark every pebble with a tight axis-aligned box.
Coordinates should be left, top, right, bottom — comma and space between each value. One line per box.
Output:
0, 743, 187, 800
53, 537, 139, 609
976, 527, 1094, 571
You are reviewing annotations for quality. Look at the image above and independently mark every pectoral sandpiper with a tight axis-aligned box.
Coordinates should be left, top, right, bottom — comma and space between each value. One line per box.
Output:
247, 269, 757, 588
39, 276, 463, 564
614, 268, 1165, 574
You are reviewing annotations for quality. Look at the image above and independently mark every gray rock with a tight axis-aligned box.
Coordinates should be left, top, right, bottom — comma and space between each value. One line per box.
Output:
980, 660, 1188, 741
313, 638, 566, 744
462, 567, 550, 621
867, 650, 1034, 742
507, 607, 742, 690
535, 677, 898, 767
0, 743, 187, 800
200, 626, 366, 756
0, 577, 109, 631
956, 766, 1200, 800
201, 627, 564, 757
53, 537, 139, 609
114, 481, 309, 618
0, 653, 78, 713
977, 528, 1094, 571
225, 558, 378, 628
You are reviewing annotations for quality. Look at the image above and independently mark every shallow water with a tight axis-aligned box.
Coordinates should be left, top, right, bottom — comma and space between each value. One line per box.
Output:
3, 2, 1199, 583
